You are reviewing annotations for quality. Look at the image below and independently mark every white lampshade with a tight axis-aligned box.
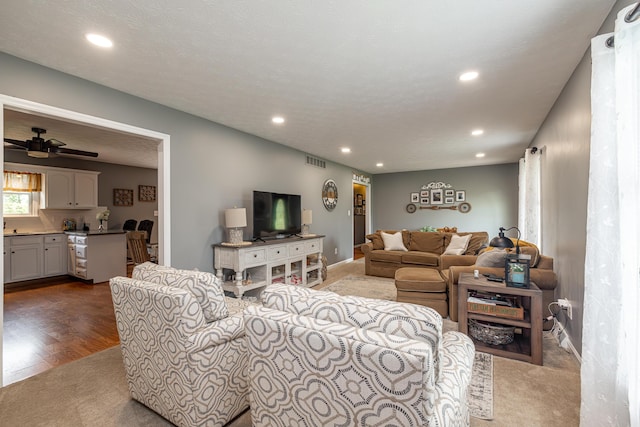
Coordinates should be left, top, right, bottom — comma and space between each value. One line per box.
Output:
302, 209, 312, 225
225, 208, 247, 228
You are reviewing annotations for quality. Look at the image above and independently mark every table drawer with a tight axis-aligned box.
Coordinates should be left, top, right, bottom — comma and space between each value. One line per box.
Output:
244, 248, 266, 264
289, 243, 305, 257
305, 240, 321, 253
268, 245, 287, 261
75, 267, 87, 278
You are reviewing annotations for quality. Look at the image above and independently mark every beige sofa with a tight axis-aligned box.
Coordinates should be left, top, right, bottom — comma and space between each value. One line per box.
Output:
361, 230, 489, 277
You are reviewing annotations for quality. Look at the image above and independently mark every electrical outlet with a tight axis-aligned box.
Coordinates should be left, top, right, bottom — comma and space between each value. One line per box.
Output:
558, 298, 573, 320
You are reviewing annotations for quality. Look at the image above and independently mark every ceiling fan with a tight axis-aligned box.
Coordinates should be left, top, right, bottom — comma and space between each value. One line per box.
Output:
4, 127, 99, 159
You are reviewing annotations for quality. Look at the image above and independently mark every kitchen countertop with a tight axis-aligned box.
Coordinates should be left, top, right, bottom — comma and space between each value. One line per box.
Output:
66, 230, 126, 236
4, 230, 126, 237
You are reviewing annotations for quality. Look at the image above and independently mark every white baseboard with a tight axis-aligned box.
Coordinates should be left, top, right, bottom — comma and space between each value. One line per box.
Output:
556, 330, 582, 363
328, 258, 354, 269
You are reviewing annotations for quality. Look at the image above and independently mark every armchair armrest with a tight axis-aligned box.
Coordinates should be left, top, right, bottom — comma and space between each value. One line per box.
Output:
186, 316, 245, 353
433, 331, 475, 426
440, 254, 477, 270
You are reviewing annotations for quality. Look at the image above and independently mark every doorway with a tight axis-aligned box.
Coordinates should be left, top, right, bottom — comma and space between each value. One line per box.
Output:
353, 182, 368, 260
0, 94, 171, 385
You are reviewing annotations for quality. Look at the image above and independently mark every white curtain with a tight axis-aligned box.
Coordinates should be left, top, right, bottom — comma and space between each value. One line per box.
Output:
517, 148, 541, 246
583, 4, 640, 426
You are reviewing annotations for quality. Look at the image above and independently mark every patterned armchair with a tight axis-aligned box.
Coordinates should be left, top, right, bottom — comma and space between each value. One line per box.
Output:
110, 262, 253, 427
244, 283, 475, 427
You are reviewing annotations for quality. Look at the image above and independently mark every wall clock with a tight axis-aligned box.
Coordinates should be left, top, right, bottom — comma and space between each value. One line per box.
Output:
406, 203, 417, 213
322, 179, 338, 211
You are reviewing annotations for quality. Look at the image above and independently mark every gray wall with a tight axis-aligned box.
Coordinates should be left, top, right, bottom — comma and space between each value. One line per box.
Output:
530, 0, 634, 354
372, 164, 519, 236
0, 52, 362, 271
4, 151, 159, 242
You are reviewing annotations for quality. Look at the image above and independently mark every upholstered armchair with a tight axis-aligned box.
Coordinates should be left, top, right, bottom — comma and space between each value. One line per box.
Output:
110, 262, 252, 427
244, 283, 475, 427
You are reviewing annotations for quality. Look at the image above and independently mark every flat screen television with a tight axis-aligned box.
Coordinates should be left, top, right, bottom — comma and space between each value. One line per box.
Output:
252, 191, 302, 240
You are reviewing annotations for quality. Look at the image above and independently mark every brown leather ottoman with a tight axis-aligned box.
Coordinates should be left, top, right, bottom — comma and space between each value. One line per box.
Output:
395, 267, 448, 317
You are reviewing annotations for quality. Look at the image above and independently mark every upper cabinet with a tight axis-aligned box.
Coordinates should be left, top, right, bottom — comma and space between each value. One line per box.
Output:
45, 170, 99, 209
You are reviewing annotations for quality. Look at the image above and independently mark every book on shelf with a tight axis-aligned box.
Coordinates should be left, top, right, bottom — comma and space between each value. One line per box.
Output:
467, 293, 524, 320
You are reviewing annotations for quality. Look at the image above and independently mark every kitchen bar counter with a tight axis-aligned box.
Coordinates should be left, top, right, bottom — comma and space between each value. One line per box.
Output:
3, 230, 126, 237
65, 230, 126, 236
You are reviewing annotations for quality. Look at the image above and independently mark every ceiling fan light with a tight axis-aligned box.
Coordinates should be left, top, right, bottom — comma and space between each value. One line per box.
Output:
27, 151, 50, 159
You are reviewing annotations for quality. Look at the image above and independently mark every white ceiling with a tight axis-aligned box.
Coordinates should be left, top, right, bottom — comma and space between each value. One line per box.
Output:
0, 1, 616, 173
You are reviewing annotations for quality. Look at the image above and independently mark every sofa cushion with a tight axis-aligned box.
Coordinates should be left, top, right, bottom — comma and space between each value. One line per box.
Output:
474, 249, 508, 267
443, 232, 488, 255
133, 262, 229, 322
381, 231, 408, 251
408, 232, 445, 254
443, 234, 472, 255
366, 233, 385, 250
401, 251, 440, 267
369, 249, 404, 264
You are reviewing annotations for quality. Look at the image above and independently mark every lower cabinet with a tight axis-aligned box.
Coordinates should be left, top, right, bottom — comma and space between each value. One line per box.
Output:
67, 233, 127, 283
5, 234, 67, 283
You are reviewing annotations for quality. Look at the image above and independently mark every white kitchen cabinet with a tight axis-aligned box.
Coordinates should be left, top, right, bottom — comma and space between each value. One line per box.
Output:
4, 237, 11, 283
44, 234, 67, 276
45, 170, 99, 209
9, 235, 43, 282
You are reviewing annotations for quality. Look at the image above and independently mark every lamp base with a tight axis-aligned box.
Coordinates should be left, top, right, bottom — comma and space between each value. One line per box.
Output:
301, 224, 310, 236
228, 228, 243, 245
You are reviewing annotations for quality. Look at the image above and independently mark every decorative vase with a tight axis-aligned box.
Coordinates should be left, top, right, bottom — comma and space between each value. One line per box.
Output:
98, 220, 105, 232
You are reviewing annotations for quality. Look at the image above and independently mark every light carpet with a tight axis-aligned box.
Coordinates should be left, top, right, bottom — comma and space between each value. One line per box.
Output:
319, 274, 494, 420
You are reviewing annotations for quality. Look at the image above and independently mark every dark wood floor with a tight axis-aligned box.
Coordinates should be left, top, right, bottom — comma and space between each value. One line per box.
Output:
3, 279, 120, 386
354, 246, 364, 260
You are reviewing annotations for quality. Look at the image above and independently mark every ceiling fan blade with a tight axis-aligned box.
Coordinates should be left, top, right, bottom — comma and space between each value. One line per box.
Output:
55, 147, 99, 157
3, 138, 29, 149
47, 138, 67, 147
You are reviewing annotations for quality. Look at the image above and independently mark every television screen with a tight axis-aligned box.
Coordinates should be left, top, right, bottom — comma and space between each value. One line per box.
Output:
253, 191, 302, 239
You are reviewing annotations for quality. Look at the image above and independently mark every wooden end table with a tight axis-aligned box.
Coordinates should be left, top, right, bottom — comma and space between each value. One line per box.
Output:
458, 272, 543, 365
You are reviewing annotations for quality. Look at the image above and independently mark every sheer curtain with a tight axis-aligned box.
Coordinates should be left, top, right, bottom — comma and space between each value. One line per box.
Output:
517, 148, 541, 247
582, 4, 640, 426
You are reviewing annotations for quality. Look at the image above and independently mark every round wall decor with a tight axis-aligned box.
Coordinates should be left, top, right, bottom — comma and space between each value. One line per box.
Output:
322, 179, 338, 211
406, 203, 417, 213
459, 202, 472, 213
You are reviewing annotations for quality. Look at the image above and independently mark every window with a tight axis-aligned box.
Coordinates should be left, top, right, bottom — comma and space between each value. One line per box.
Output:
3, 191, 38, 216
3, 171, 42, 216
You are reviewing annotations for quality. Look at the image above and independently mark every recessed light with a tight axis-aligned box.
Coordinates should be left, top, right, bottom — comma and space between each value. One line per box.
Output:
272, 116, 285, 124
475, 153, 485, 158
376, 163, 384, 167
471, 129, 484, 136
85, 33, 113, 48
459, 71, 479, 82
341, 147, 351, 154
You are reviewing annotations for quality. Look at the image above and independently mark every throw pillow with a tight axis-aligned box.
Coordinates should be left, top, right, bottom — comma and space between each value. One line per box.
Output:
443, 234, 472, 255
366, 233, 384, 250
475, 249, 508, 267
380, 231, 408, 251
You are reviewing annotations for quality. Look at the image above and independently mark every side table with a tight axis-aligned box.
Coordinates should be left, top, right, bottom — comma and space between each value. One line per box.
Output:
458, 272, 543, 365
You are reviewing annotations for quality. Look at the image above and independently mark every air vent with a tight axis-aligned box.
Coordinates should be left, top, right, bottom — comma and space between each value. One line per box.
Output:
306, 155, 326, 169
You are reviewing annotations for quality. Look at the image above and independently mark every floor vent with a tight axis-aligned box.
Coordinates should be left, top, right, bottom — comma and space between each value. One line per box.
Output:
306, 155, 326, 169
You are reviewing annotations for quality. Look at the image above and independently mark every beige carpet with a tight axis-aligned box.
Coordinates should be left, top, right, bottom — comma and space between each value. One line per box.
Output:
321, 275, 494, 420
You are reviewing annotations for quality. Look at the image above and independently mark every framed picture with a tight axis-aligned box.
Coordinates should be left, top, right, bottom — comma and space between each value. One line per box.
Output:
456, 190, 466, 202
431, 189, 443, 205
420, 197, 429, 205
114, 188, 134, 206
445, 196, 455, 204
445, 189, 455, 197
410, 192, 419, 203
139, 185, 156, 202
355, 193, 363, 207
420, 190, 430, 198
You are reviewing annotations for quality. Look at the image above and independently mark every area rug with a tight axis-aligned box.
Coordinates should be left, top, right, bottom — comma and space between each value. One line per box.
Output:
320, 275, 494, 420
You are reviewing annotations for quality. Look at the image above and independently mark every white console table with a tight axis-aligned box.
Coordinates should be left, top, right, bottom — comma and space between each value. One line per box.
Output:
213, 235, 324, 298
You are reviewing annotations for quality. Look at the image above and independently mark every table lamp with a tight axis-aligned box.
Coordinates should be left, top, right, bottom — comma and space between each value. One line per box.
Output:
302, 209, 312, 236
489, 226, 520, 253
225, 207, 246, 245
